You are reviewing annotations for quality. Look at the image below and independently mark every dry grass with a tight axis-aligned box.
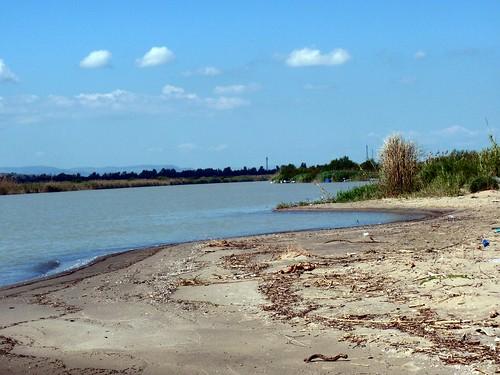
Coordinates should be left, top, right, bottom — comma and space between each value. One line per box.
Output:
380, 134, 418, 196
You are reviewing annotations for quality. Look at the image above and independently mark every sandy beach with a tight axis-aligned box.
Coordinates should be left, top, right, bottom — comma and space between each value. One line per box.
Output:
1, 191, 499, 374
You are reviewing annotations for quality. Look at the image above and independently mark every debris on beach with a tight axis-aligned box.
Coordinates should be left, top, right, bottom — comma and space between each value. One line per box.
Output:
178, 276, 207, 286
304, 353, 348, 363
279, 262, 316, 274
207, 238, 263, 249
278, 246, 311, 260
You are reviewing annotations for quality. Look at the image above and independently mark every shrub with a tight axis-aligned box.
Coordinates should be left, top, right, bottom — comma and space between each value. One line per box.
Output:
293, 173, 315, 183
379, 134, 418, 196
418, 150, 481, 195
469, 176, 499, 193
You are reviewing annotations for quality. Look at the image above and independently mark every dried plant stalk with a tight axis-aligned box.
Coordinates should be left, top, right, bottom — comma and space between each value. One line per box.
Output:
380, 134, 418, 195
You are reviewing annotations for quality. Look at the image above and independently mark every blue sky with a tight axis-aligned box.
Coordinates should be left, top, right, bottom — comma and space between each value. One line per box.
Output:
0, 1, 499, 169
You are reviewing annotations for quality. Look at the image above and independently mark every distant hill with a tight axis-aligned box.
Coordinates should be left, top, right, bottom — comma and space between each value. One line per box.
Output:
0, 165, 182, 176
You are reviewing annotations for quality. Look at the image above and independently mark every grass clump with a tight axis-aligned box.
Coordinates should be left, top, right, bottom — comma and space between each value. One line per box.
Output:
335, 184, 383, 203
276, 200, 312, 209
380, 134, 419, 196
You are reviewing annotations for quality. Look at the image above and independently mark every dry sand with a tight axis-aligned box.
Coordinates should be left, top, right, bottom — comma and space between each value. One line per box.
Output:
0, 190, 499, 374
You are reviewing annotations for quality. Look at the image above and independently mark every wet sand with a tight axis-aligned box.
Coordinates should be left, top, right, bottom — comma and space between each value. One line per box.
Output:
0, 190, 499, 374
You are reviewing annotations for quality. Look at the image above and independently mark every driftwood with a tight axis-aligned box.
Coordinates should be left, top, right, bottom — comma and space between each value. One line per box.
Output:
304, 353, 348, 363
324, 238, 382, 244
280, 262, 315, 274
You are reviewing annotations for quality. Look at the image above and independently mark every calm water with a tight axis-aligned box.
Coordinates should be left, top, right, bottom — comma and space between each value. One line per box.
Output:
0, 181, 420, 286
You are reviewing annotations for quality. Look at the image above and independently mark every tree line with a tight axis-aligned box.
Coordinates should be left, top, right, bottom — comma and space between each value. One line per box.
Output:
8, 166, 277, 183
275, 156, 378, 182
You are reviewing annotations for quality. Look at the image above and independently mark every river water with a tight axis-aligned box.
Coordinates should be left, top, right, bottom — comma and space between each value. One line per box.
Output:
0, 181, 421, 286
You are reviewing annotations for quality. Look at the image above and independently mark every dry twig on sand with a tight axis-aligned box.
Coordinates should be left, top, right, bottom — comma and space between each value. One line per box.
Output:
304, 353, 348, 363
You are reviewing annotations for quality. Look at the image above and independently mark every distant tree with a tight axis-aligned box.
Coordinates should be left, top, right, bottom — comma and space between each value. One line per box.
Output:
278, 163, 297, 180
360, 159, 378, 171
328, 156, 358, 170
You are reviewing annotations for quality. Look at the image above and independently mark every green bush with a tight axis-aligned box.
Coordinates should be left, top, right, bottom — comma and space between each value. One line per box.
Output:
469, 176, 499, 193
293, 173, 315, 182
419, 150, 481, 190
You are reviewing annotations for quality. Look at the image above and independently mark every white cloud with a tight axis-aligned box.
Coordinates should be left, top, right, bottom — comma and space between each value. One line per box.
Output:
214, 83, 259, 95
414, 50, 426, 60
0, 83, 250, 125
76, 89, 136, 108
286, 48, 350, 67
178, 143, 196, 151
184, 66, 221, 76
79, 50, 112, 69
435, 125, 477, 137
162, 84, 248, 110
137, 46, 174, 67
0, 59, 18, 82
205, 96, 248, 110
199, 66, 221, 76
162, 84, 198, 100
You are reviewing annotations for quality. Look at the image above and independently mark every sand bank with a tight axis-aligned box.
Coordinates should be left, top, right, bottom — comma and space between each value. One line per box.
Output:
1, 190, 499, 374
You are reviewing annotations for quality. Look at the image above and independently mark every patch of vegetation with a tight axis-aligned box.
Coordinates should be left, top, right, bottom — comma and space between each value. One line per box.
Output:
0, 175, 272, 195
380, 134, 419, 196
275, 183, 382, 209
276, 201, 312, 209
469, 175, 499, 193
0, 164, 276, 195
417, 136, 500, 196
335, 184, 383, 203
419, 274, 471, 285
276, 133, 499, 208
418, 150, 482, 196
273, 157, 378, 183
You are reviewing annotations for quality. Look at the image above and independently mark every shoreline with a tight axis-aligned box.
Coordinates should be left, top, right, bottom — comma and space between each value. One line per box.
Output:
0, 207, 447, 292
1, 191, 498, 374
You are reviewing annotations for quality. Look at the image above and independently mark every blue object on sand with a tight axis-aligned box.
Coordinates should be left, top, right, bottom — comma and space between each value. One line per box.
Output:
494, 228, 500, 233
482, 239, 490, 248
